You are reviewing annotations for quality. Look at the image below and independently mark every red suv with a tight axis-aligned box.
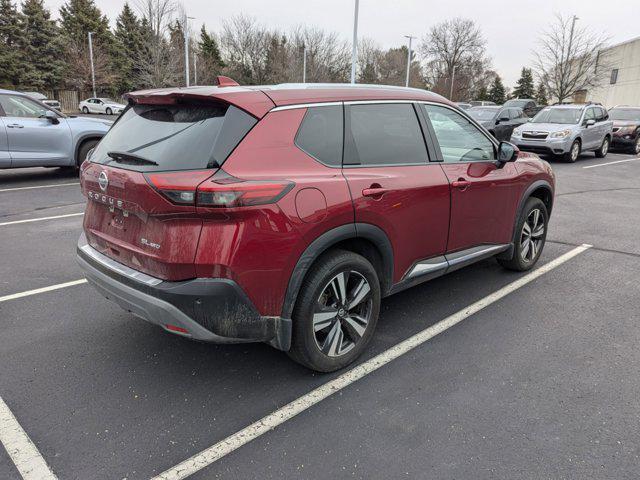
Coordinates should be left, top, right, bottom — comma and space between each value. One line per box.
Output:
77, 82, 554, 372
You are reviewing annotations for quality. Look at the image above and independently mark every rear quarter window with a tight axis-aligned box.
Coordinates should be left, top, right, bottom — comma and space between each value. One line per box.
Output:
295, 105, 344, 167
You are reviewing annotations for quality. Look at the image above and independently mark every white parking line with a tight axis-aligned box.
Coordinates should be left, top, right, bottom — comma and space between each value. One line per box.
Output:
0, 396, 58, 479
0, 212, 83, 227
583, 157, 640, 169
0, 182, 80, 193
153, 244, 592, 480
0, 279, 87, 303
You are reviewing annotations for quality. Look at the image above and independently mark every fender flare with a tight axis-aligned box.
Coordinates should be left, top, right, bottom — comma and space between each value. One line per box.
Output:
280, 223, 394, 320
512, 179, 554, 241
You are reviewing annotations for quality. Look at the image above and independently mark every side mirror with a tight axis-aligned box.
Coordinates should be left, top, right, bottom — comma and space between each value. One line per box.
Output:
43, 110, 59, 124
497, 141, 519, 165
498, 116, 509, 123
585, 119, 596, 127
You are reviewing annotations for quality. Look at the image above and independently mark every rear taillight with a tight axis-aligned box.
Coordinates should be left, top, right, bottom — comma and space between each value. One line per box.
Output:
197, 174, 294, 208
145, 170, 214, 205
145, 170, 294, 208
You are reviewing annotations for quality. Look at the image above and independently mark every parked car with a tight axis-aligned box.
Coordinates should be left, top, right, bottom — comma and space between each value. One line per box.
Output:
79, 97, 126, 115
455, 102, 472, 110
504, 98, 544, 118
76, 82, 555, 372
510, 104, 613, 162
469, 100, 497, 107
0, 89, 111, 169
608, 106, 640, 154
467, 106, 529, 141
22, 91, 62, 111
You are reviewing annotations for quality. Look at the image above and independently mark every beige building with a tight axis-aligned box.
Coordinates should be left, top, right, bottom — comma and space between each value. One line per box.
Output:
584, 36, 640, 108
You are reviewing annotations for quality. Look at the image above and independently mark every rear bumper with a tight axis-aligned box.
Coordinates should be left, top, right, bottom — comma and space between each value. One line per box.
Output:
76, 235, 291, 350
611, 135, 637, 148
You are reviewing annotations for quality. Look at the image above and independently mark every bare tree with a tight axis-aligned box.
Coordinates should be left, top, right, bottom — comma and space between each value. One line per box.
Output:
288, 26, 350, 83
534, 14, 610, 103
134, 0, 180, 88
219, 15, 272, 84
419, 18, 490, 101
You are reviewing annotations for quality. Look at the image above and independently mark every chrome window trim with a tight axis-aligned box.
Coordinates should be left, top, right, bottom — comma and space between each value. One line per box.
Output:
270, 101, 343, 112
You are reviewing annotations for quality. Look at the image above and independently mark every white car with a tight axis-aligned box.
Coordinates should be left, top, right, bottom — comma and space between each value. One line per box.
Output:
79, 97, 125, 115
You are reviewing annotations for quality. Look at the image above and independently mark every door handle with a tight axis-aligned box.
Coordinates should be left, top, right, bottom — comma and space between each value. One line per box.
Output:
6, 124, 24, 128
362, 187, 389, 198
452, 178, 471, 190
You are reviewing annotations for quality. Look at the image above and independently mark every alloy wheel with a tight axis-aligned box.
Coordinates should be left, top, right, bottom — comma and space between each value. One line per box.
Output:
520, 208, 545, 263
601, 138, 609, 156
635, 137, 640, 155
312, 270, 373, 357
571, 142, 580, 161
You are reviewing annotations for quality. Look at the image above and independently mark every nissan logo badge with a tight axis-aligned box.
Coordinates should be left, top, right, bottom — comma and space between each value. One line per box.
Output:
98, 171, 109, 191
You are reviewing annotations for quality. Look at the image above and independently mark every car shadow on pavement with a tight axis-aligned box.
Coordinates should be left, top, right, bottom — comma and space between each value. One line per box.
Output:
0, 167, 77, 186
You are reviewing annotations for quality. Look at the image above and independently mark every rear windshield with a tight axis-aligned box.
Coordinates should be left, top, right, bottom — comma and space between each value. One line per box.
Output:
531, 108, 581, 124
608, 108, 640, 121
90, 102, 257, 172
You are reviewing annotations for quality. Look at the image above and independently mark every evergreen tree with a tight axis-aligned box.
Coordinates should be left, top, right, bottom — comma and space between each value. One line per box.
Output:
200, 25, 224, 68
535, 82, 548, 105
113, 3, 145, 92
0, 0, 28, 87
474, 84, 489, 101
512, 67, 535, 99
59, 0, 114, 91
488, 76, 506, 104
20, 0, 66, 89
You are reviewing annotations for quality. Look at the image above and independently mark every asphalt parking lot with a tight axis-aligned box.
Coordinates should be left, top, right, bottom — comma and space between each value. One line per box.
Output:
1, 152, 639, 479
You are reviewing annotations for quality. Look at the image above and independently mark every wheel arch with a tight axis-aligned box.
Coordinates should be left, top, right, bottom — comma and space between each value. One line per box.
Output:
281, 223, 394, 320
74, 135, 103, 166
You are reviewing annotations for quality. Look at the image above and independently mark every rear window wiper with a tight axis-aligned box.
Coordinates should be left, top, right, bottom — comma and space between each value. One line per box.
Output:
107, 151, 158, 166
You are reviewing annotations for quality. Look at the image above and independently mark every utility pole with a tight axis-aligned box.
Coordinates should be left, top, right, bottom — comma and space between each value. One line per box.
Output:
88, 32, 96, 98
302, 45, 307, 83
450, 65, 456, 100
350, 0, 359, 84
184, 15, 195, 87
404, 35, 416, 87
193, 50, 197, 85
563, 15, 579, 102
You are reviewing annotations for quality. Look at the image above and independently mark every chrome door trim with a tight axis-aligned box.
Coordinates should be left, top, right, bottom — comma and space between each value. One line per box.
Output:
270, 102, 343, 112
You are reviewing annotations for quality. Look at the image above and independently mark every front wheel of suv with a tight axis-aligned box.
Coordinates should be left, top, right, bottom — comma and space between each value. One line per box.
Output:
498, 197, 548, 272
288, 250, 381, 372
595, 136, 610, 158
562, 140, 581, 163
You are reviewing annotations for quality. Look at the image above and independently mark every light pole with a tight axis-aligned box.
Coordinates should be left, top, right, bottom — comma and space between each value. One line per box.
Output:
450, 65, 456, 100
88, 32, 96, 98
404, 35, 415, 87
350, 0, 359, 84
193, 50, 198, 85
184, 15, 195, 87
302, 45, 307, 83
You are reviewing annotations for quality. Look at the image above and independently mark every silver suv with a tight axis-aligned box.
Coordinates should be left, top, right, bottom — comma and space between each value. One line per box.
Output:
510, 104, 613, 162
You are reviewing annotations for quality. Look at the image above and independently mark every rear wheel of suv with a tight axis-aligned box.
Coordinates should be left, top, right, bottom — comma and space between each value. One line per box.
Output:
631, 135, 640, 155
595, 136, 610, 158
498, 197, 548, 272
288, 250, 381, 372
563, 140, 581, 163
77, 139, 98, 168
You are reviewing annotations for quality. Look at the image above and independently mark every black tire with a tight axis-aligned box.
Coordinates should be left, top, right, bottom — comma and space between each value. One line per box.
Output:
594, 136, 610, 158
77, 139, 98, 168
288, 250, 381, 372
630, 135, 640, 155
498, 197, 548, 272
82, 106, 89, 114
105, 107, 112, 115
562, 140, 580, 163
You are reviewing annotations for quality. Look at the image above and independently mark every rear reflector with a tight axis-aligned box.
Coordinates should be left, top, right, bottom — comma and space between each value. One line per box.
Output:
165, 324, 189, 334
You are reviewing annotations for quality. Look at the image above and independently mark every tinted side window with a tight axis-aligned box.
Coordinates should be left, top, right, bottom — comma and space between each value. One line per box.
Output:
345, 103, 427, 166
295, 105, 343, 167
423, 104, 495, 163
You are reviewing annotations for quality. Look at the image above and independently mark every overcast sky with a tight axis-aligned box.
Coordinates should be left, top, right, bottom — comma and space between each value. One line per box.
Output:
44, 0, 638, 87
